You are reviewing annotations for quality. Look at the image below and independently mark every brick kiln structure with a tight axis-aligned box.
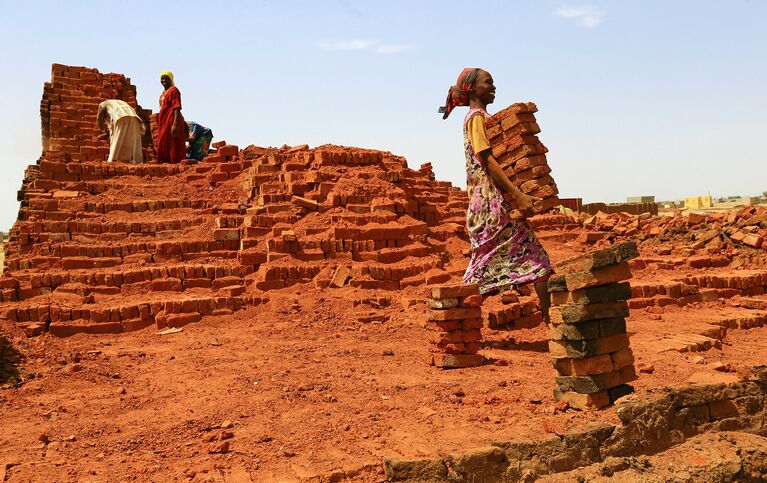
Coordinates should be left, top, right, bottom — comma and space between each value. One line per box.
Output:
0, 64, 567, 338
547, 241, 640, 409
40, 64, 153, 164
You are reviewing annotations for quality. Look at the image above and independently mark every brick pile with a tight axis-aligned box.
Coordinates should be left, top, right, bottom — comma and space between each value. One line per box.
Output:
41, 64, 153, 163
486, 293, 543, 330
426, 283, 486, 369
0, 64, 567, 338
485, 102, 560, 215
236, 144, 471, 291
546, 241, 640, 409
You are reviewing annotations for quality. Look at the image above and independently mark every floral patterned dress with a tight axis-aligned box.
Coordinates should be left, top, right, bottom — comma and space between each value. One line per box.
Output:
462, 108, 553, 294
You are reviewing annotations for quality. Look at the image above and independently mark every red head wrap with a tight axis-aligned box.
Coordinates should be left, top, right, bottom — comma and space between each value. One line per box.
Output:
439, 68, 480, 120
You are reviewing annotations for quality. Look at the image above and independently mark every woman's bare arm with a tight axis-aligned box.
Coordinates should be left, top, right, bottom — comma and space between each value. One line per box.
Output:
480, 151, 537, 215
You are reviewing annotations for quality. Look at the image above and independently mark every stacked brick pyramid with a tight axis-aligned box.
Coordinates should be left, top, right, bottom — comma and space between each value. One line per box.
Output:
485, 102, 560, 214
546, 241, 639, 409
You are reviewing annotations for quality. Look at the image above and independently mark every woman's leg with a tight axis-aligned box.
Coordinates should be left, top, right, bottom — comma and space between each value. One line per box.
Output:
534, 279, 551, 324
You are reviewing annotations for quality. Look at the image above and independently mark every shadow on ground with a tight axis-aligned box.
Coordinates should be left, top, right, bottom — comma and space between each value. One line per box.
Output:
0, 336, 23, 387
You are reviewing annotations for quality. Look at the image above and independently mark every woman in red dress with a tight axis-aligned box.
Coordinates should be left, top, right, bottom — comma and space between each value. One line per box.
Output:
157, 70, 186, 163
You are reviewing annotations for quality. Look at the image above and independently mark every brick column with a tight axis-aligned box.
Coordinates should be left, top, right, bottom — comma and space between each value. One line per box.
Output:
427, 283, 486, 368
546, 241, 640, 409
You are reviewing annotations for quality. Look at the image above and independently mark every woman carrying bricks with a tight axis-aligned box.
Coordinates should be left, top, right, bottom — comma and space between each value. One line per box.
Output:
157, 70, 186, 163
441, 68, 553, 319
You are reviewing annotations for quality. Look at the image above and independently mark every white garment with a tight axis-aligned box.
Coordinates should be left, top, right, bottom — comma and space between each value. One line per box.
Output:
108, 116, 144, 164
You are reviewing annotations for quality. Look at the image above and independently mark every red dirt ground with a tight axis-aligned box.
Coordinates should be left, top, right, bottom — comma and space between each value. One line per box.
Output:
2, 233, 767, 481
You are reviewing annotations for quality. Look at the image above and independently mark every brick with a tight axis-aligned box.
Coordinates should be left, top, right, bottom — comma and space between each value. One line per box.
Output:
547, 320, 602, 341
220, 285, 245, 296
61, 257, 94, 269
461, 318, 483, 330
213, 228, 240, 241
549, 333, 630, 359
460, 294, 484, 308
218, 144, 239, 157
553, 388, 610, 409
509, 311, 543, 329
430, 283, 479, 300
424, 269, 451, 285
551, 282, 632, 306
150, 278, 182, 292
628, 298, 656, 309
461, 329, 483, 343
427, 307, 482, 322
687, 256, 712, 269
432, 353, 486, 368
434, 320, 462, 331
330, 265, 350, 287
437, 331, 464, 345
548, 262, 633, 292
166, 312, 202, 328
550, 301, 629, 324
742, 233, 763, 248
556, 242, 639, 275
553, 354, 614, 376
610, 348, 635, 370
291, 196, 319, 211
555, 366, 637, 394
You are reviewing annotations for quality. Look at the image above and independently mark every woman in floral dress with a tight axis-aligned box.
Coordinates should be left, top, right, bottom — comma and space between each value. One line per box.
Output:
441, 68, 553, 320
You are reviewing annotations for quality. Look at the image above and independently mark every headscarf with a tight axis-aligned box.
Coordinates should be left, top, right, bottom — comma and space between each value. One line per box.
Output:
439, 68, 480, 119
160, 70, 174, 85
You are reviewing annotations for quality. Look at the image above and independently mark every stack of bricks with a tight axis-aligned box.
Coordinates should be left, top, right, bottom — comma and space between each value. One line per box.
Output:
426, 283, 486, 368
546, 241, 640, 409
41, 64, 152, 163
486, 293, 543, 330
485, 102, 559, 215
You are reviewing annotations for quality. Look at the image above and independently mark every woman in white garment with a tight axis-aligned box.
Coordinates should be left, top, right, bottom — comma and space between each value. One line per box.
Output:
97, 99, 145, 163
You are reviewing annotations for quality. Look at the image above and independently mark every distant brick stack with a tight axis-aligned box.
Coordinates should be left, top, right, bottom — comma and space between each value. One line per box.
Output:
427, 284, 486, 368
485, 103, 559, 215
41, 64, 153, 163
546, 241, 640, 409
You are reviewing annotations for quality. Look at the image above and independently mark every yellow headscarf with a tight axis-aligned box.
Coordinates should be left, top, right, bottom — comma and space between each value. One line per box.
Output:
160, 70, 174, 85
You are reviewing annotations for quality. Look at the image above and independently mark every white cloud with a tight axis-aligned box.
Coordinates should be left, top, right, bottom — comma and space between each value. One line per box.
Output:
317, 39, 375, 51
317, 40, 412, 55
555, 6, 604, 28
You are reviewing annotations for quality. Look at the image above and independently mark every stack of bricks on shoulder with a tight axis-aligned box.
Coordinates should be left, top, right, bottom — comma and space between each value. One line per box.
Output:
426, 284, 486, 369
546, 241, 640, 409
485, 102, 560, 217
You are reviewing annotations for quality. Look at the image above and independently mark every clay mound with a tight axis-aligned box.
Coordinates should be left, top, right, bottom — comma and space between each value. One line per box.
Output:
0, 64, 507, 338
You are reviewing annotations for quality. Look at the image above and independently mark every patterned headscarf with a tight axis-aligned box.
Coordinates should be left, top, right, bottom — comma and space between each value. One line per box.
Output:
160, 70, 174, 85
439, 68, 480, 119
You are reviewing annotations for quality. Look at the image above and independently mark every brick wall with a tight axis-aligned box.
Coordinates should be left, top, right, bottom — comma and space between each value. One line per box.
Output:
40, 64, 153, 162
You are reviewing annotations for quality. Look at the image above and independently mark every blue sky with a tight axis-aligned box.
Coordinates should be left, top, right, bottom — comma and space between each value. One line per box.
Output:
1, 1, 766, 230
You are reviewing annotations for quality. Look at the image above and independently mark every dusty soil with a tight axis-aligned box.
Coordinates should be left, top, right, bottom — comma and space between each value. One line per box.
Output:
2, 234, 767, 482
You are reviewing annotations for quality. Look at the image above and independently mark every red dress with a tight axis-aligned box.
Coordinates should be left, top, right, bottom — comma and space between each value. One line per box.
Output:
157, 86, 186, 163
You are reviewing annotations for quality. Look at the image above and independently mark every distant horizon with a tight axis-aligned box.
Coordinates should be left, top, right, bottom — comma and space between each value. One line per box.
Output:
2, 1, 766, 231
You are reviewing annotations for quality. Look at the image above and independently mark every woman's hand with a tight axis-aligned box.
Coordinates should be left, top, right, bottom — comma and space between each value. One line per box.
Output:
171, 124, 178, 137
504, 192, 540, 218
